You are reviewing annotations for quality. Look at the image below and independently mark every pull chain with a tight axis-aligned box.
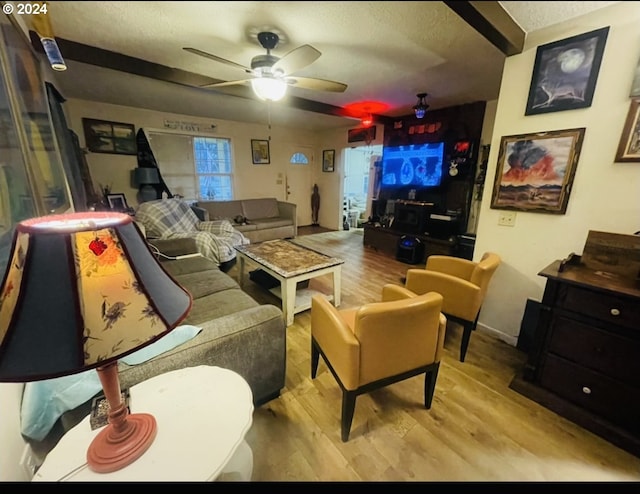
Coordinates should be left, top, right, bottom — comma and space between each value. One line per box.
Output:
267, 101, 272, 141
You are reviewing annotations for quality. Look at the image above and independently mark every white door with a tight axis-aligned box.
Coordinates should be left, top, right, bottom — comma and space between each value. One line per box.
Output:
286, 146, 313, 227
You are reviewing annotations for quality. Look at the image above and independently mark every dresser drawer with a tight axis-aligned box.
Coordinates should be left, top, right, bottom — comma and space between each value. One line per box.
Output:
548, 316, 640, 385
540, 354, 640, 434
560, 285, 640, 330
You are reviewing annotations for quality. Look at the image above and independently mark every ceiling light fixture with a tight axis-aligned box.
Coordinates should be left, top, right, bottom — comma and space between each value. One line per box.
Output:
413, 92, 429, 119
361, 113, 373, 127
251, 77, 287, 101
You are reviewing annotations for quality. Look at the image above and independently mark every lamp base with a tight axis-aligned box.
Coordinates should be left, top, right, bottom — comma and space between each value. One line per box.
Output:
86, 412, 157, 473
87, 362, 157, 473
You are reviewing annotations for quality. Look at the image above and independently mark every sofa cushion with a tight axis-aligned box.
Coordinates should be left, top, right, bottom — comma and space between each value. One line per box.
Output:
250, 217, 294, 229
173, 271, 239, 298
183, 288, 259, 324
205, 200, 244, 220
242, 198, 279, 219
161, 255, 219, 276
234, 223, 258, 233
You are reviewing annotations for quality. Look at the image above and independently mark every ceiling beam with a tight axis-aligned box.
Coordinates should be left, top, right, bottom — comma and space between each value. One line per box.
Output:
444, 1, 525, 56
29, 31, 391, 125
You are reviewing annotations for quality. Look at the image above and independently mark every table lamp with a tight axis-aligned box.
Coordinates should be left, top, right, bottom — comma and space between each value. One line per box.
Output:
132, 167, 161, 202
0, 212, 192, 473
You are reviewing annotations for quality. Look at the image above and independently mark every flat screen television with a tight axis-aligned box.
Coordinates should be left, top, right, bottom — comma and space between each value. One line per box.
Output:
380, 142, 445, 189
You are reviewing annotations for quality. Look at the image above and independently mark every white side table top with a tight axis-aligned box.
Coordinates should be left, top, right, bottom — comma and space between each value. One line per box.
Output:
33, 365, 254, 482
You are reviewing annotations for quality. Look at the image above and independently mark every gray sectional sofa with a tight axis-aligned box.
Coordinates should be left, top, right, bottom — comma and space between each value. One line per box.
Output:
196, 198, 297, 243
118, 253, 287, 406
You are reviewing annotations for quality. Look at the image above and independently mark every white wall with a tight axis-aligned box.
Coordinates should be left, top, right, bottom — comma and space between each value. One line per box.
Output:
474, 2, 640, 345
64, 99, 321, 208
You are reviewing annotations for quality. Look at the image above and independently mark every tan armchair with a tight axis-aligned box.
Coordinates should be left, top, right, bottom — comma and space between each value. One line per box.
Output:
405, 252, 501, 363
310, 284, 447, 442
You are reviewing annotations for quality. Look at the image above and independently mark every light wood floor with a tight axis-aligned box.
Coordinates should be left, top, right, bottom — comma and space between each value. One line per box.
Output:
227, 229, 640, 482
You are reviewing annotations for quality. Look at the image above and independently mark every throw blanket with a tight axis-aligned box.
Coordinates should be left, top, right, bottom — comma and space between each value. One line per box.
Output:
21, 325, 202, 442
135, 198, 248, 265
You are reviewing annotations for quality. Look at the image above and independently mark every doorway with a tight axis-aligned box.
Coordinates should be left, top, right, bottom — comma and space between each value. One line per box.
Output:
343, 145, 382, 230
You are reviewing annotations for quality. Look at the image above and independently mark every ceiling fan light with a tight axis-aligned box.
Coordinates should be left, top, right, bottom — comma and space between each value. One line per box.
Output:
413, 92, 429, 119
251, 77, 287, 101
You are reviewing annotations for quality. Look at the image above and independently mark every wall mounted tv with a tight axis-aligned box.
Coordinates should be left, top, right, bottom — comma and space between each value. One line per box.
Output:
380, 142, 445, 190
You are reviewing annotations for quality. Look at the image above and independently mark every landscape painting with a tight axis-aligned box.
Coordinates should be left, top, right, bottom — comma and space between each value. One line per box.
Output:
490, 128, 586, 214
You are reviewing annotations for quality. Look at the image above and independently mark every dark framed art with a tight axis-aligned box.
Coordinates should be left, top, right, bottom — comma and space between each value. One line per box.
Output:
106, 193, 128, 211
82, 118, 137, 155
615, 98, 640, 162
525, 27, 609, 116
322, 149, 335, 172
490, 127, 586, 214
347, 126, 376, 143
251, 139, 270, 164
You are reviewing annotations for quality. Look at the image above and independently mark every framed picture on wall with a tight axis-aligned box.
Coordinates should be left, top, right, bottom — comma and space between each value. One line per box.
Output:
82, 118, 137, 155
525, 27, 609, 116
615, 98, 640, 162
251, 139, 270, 164
490, 127, 585, 214
322, 149, 335, 172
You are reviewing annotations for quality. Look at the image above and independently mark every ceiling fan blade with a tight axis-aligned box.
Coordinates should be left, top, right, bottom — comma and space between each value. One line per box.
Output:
200, 79, 252, 89
183, 47, 252, 73
286, 76, 347, 93
272, 44, 321, 75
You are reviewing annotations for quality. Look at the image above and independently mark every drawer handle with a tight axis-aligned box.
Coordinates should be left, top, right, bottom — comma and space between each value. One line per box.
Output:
582, 386, 592, 394
610, 308, 620, 316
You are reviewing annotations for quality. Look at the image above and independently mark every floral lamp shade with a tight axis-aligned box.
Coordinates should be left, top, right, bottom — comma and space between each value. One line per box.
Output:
0, 212, 192, 381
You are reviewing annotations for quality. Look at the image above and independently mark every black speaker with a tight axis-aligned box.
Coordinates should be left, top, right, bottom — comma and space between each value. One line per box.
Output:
396, 235, 425, 264
517, 299, 541, 353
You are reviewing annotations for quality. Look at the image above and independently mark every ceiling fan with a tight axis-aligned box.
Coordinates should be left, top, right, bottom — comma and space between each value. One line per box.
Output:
183, 31, 347, 101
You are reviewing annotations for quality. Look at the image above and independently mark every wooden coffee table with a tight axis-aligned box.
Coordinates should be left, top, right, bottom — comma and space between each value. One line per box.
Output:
235, 240, 343, 326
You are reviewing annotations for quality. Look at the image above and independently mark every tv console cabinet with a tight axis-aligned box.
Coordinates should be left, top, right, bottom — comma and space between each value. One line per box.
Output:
510, 258, 640, 457
362, 224, 456, 263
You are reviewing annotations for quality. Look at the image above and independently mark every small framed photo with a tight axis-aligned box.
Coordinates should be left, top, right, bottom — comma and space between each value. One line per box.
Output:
615, 98, 640, 162
106, 193, 129, 211
251, 139, 270, 164
322, 149, 335, 172
490, 127, 585, 215
525, 27, 609, 116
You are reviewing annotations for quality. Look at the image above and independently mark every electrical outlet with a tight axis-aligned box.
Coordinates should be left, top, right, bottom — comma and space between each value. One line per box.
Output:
498, 211, 516, 227
19, 444, 38, 479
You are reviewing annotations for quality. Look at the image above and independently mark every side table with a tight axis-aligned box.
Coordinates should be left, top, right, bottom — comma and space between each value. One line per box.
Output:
33, 366, 254, 482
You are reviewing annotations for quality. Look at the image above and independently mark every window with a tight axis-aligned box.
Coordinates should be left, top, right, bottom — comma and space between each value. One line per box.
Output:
289, 152, 309, 165
194, 137, 234, 200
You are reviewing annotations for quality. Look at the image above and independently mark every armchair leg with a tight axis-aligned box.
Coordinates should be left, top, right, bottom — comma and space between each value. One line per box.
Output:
311, 339, 320, 379
341, 390, 357, 442
459, 315, 479, 362
423, 363, 440, 409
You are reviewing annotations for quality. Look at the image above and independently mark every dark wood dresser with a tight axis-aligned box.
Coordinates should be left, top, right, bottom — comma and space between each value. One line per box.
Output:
510, 255, 640, 456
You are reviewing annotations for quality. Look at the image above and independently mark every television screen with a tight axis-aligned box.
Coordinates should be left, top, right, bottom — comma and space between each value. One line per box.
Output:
380, 142, 444, 189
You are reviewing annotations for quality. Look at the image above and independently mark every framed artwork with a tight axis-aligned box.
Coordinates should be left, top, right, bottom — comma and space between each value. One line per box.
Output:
490, 127, 586, 214
525, 27, 609, 116
347, 126, 376, 143
82, 118, 137, 155
322, 149, 335, 172
106, 193, 128, 211
615, 98, 640, 162
251, 139, 270, 164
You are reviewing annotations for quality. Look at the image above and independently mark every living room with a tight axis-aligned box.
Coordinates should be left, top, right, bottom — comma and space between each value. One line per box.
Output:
1, 1, 640, 482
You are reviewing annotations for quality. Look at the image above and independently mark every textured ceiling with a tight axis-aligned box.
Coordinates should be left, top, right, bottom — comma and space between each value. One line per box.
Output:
29, 1, 622, 131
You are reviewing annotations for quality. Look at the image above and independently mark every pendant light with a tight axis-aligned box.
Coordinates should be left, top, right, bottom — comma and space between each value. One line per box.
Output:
413, 93, 429, 119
